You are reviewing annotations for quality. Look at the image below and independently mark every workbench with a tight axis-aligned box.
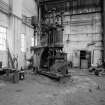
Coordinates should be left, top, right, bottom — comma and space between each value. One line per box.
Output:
3, 67, 19, 83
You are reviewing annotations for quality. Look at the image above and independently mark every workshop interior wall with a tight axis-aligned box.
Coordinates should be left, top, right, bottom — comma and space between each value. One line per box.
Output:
63, 13, 102, 67
0, 0, 37, 69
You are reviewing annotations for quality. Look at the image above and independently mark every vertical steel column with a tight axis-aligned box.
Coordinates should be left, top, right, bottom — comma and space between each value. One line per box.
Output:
101, 0, 105, 63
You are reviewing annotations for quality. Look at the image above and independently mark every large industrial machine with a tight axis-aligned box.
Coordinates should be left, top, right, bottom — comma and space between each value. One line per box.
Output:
30, 5, 70, 79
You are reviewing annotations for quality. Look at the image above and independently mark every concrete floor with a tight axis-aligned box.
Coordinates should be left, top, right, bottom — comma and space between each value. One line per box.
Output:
0, 69, 105, 105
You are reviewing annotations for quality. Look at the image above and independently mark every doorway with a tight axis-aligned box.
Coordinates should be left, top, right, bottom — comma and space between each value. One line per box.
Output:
80, 50, 91, 69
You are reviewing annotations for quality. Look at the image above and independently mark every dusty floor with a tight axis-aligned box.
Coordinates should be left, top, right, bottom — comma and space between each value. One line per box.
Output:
0, 69, 105, 105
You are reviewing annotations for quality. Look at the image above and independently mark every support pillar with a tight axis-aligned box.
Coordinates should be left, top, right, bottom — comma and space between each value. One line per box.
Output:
101, 0, 105, 63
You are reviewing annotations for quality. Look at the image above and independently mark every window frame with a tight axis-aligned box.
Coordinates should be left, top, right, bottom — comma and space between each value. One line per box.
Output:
32, 37, 34, 46
21, 33, 26, 52
0, 26, 7, 51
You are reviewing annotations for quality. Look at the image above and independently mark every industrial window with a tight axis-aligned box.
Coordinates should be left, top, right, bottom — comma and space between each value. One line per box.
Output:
32, 37, 34, 46
21, 34, 26, 52
32, 35, 38, 46
0, 26, 7, 51
35, 35, 37, 46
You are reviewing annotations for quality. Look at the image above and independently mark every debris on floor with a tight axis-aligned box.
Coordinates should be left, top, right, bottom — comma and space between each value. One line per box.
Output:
0, 69, 105, 105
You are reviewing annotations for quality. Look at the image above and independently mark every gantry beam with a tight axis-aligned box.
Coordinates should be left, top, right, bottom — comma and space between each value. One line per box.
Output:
39, 0, 101, 13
